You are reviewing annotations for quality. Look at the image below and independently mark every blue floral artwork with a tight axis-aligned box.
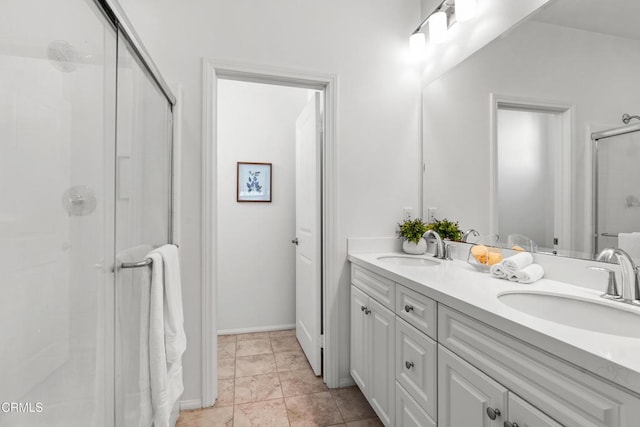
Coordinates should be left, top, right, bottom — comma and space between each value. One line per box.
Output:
237, 162, 271, 202
246, 170, 263, 193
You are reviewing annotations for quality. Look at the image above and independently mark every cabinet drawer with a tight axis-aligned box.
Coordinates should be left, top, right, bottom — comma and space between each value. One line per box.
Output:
351, 264, 395, 309
439, 305, 640, 427
395, 284, 437, 339
395, 381, 436, 427
396, 318, 437, 418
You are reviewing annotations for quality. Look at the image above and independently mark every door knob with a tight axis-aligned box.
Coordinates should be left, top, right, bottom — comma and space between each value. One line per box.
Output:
291, 238, 299, 245
405, 361, 414, 369
404, 304, 414, 312
486, 407, 501, 420
504, 422, 519, 427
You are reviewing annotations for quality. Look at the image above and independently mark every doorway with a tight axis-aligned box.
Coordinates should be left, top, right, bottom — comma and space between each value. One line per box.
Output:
216, 78, 323, 372
201, 61, 338, 407
491, 95, 572, 254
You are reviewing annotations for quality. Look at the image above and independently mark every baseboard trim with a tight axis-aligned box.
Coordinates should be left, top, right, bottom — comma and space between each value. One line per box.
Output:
218, 323, 296, 335
180, 399, 203, 411
338, 377, 356, 388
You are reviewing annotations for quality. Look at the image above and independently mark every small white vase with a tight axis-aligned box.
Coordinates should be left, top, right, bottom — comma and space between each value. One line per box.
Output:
402, 238, 427, 255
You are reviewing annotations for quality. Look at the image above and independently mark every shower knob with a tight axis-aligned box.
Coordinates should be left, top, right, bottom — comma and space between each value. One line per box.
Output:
62, 185, 96, 216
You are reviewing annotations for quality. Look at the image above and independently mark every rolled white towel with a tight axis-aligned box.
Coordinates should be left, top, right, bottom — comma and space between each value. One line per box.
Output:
490, 263, 507, 279
515, 264, 545, 284
502, 252, 534, 275
507, 274, 519, 282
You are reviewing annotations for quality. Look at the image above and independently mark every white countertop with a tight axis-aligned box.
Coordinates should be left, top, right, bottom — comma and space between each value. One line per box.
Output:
348, 251, 640, 396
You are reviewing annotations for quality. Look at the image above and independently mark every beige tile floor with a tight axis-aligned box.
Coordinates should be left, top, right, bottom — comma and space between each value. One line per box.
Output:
177, 329, 383, 427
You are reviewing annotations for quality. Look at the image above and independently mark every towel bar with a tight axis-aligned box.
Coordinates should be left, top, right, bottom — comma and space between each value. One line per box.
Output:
118, 243, 178, 269
121, 258, 153, 269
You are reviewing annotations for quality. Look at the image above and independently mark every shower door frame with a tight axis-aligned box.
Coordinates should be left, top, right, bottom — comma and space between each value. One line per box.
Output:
94, 0, 178, 423
591, 121, 640, 254
94, 0, 177, 238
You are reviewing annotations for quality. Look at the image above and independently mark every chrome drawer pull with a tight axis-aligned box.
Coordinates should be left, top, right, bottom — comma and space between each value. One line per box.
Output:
486, 407, 501, 420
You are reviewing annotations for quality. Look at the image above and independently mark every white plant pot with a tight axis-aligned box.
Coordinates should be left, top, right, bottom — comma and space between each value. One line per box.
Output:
402, 238, 427, 255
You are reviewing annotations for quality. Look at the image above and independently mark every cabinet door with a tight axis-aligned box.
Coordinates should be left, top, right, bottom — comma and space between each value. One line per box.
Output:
396, 318, 437, 418
438, 346, 508, 427
369, 297, 396, 426
396, 382, 437, 427
351, 285, 369, 391
505, 394, 562, 427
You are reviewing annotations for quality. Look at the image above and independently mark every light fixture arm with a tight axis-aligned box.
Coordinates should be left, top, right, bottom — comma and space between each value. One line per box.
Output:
411, 0, 452, 35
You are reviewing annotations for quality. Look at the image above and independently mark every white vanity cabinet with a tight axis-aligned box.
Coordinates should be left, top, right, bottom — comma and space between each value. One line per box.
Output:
438, 305, 640, 427
351, 264, 437, 427
439, 345, 561, 427
350, 284, 395, 426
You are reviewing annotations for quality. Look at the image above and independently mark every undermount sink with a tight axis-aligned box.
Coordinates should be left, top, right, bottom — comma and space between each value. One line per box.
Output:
498, 291, 640, 338
376, 256, 439, 267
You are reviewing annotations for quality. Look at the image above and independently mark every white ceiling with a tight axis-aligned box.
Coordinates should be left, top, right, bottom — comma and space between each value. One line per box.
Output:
533, 0, 640, 41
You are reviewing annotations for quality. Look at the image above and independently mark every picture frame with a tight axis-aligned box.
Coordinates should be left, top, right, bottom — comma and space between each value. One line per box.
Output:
237, 162, 272, 202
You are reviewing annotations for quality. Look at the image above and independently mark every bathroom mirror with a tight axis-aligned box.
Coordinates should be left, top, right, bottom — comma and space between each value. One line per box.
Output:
422, 0, 640, 260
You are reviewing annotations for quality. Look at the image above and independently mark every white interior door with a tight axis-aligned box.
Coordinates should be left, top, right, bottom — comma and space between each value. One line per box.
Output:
295, 92, 322, 375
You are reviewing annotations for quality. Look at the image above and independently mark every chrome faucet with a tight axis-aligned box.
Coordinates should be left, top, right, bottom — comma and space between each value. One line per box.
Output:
595, 247, 640, 305
462, 228, 480, 243
423, 230, 447, 259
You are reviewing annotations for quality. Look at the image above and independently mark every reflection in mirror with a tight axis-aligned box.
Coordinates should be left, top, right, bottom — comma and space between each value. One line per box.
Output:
497, 105, 562, 253
422, 0, 640, 260
594, 125, 640, 255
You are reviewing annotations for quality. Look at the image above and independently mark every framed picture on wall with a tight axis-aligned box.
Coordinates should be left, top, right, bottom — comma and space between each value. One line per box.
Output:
237, 162, 272, 202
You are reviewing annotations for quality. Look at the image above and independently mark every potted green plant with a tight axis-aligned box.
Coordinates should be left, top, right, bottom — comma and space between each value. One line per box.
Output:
425, 218, 462, 241
397, 218, 429, 254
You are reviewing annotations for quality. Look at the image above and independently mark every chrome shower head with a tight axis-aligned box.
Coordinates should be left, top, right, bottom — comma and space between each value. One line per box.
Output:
622, 113, 640, 124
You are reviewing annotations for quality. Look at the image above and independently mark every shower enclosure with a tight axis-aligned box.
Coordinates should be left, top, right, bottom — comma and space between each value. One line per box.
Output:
592, 122, 640, 253
1, 0, 175, 426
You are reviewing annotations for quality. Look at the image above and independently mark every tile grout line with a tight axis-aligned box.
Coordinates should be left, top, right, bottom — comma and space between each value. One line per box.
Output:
271, 335, 292, 427
328, 388, 347, 426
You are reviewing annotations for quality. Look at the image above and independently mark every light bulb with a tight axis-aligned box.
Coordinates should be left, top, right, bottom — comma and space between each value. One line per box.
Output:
428, 11, 447, 44
409, 32, 426, 59
456, 0, 477, 22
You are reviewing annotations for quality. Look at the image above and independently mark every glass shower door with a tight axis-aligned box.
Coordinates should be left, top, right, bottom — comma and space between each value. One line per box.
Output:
114, 33, 173, 427
596, 130, 640, 252
0, 0, 117, 426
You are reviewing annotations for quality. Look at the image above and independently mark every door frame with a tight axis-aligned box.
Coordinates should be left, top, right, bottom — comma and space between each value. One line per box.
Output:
201, 59, 339, 407
489, 93, 574, 251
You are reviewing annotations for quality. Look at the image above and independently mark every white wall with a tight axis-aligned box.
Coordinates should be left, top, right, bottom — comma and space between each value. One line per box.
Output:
117, 0, 423, 402
217, 80, 308, 332
423, 20, 640, 254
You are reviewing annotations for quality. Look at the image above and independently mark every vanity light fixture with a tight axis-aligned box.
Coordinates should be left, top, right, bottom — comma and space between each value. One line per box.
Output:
428, 10, 448, 44
410, 0, 476, 47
